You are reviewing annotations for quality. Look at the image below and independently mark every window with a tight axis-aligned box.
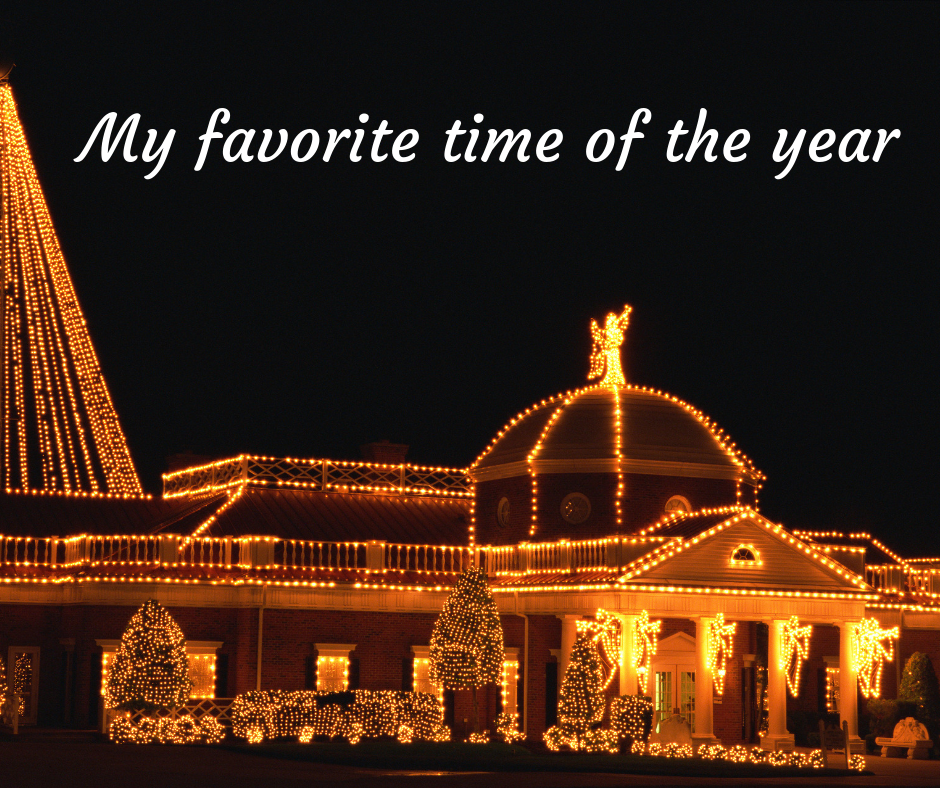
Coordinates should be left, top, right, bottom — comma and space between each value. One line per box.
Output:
315, 643, 356, 692
730, 544, 761, 566
98, 640, 222, 705
411, 646, 444, 712
560, 492, 591, 524
497, 497, 511, 527
664, 495, 691, 514
502, 648, 520, 719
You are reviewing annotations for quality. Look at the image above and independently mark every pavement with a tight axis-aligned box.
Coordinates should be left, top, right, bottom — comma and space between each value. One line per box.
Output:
1, 739, 938, 787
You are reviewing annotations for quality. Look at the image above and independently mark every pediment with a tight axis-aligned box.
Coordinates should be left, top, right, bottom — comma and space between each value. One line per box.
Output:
618, 510, 871, 595
657, 632, 695, 652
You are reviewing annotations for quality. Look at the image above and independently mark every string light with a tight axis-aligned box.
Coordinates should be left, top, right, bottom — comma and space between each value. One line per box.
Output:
105, 600, 192, 710
579, 609, 622, 690
632, 610, 661, 695
428, 566, 503, 735
780, 616, 812, 696
852, 618, 899, 698
230, 689, 446, 743
0, 83, 142, 494
706, 613, 735, 695
610, 695, 652, 743
589, 305, 632, 387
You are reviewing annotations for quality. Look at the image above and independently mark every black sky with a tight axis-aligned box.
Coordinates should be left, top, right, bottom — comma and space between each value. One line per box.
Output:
2, 3, 938, 556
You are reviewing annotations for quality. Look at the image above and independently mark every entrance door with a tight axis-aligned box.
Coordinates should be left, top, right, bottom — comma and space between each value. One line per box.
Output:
7, 647, 40, 725
651, 632, 697, 734
654, 667, 695, 732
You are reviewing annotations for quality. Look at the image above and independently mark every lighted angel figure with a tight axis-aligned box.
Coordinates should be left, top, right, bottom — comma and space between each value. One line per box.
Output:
579, 611, 622, 690
589, 305, 632, 386
853, 619, 899, 698
632, 610, 662, 695
706, 614, 736, 695
780, 616, 812, 696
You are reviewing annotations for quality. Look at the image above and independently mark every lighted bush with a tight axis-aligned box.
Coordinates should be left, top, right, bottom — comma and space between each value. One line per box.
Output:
610, 695, 652, 744
109, 713, 224, 744
230, 689, 445, 743
582, 728, 618, 753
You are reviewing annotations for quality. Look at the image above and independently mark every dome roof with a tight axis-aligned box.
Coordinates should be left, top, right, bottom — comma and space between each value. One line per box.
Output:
470, 384, 761, 484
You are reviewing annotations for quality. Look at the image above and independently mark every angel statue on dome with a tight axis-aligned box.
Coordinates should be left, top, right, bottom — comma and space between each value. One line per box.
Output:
589, 305, 632, 386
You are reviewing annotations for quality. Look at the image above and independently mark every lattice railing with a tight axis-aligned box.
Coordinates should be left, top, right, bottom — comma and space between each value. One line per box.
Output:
162, 455, 471, 499
125, 698, 236, 728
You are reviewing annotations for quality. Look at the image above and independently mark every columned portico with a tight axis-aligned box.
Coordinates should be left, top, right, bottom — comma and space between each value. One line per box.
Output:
839, 620, 865, 753
691, 616, 718, 745
760, 618, 795, 751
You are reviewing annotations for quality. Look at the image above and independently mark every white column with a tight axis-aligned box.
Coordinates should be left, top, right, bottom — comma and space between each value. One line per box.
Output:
839, 621, 864, 752
760, 619, 795, 752
617, 614, 638, 697
557, 615, 580, 686
692, 617, 717, 744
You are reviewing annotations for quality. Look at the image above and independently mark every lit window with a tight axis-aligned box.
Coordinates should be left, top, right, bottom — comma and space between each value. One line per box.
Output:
502, 649, 520, 717
98, 640, 222, 704
826, 666, 840, 712
411, 646, 444, 711
315, 643, 356, 692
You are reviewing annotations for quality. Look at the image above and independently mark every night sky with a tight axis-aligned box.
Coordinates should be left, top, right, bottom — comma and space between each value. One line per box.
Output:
2, 3, 937, 556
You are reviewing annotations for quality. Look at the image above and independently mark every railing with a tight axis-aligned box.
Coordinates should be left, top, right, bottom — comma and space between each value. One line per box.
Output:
163, 454, 471, 499
114, 698, 236, 731
866, 564, 940, 597
384, 543, 475, 573
278, 540, 365, 570
0, 536, 59, 565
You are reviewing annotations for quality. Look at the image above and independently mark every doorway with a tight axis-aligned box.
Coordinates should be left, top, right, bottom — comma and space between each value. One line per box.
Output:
651, 632, 696, 733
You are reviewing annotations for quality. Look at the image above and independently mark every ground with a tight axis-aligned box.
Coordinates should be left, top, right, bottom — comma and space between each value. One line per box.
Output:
2, 740, 939, 787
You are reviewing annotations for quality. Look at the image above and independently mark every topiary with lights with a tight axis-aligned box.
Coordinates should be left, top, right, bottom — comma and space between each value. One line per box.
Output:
105, 599, 193, 712
899, 652, 940, 745
429, 565, 504, 735
545, 631, 607, 750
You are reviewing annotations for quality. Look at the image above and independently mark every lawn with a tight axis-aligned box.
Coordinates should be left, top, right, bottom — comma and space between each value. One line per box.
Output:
226, 739, 867, 778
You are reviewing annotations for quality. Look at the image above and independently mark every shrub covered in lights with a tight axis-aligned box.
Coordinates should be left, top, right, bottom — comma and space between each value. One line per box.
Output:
496, 712, 525, 743
544, 633, 607, 751
429, 566, 503, 733
105, 600, 192, 711
610, 695, 653, 745
109, 714, 224, 745
231, 689, 446, 744
899, 652, 940, 740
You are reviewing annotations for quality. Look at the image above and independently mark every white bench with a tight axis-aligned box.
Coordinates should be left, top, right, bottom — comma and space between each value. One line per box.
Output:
875, 717, 932, 760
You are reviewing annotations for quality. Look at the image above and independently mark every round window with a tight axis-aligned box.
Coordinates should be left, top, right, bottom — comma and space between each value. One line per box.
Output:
496, 497, 511, 528
560, 492, 591, 524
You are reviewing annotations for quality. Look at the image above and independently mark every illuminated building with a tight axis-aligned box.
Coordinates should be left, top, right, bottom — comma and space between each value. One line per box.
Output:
0, 78, 939, 751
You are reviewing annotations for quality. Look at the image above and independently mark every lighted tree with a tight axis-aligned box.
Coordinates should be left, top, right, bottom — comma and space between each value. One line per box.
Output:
105, 600, 193, 711
429, 566, 504, 734
899, 652, 940, 737
551, 631, 606, 749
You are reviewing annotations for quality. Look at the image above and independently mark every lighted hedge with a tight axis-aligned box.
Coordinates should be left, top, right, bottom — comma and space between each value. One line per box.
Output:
109, 714, 224, 744
231, 689, 448, 743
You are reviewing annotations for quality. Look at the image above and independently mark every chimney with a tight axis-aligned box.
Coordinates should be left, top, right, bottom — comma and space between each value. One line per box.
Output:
360, 440, 409, 464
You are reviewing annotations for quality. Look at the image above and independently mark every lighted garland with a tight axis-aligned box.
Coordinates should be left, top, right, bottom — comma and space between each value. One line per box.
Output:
231, 689, 446, 743
629, 743, 863, 772
780, 616, 812, 696
706, 613, 735, 695
105, 599, 192, 710
852, 618, 900, 698
631, 610, 661, 695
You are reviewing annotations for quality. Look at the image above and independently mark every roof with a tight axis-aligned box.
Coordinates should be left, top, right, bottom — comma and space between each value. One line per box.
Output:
198, 487, 471, 545
0, 489, 222, 537
471, 385, 760, 483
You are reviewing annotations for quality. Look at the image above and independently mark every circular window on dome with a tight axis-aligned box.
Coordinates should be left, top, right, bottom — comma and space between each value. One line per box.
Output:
496, 497, 511, 528
664, 495, 691, 514
561, 493, 591, 524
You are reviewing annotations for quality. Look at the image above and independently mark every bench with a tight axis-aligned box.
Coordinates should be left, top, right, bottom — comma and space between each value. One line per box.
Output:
875, 717, 932, 760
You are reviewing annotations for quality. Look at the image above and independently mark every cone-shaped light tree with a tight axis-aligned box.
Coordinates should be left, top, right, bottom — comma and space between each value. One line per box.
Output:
105, 600, 192, 711
429, 565, 503, 734
550, 632, 606, 749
